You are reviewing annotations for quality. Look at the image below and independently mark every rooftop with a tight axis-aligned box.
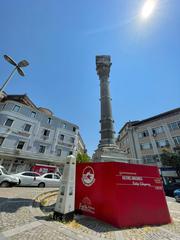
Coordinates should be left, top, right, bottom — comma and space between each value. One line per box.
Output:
119, 107, 180, 135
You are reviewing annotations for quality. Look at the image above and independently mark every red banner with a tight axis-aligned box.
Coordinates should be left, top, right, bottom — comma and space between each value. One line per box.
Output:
75, 162, 171, 228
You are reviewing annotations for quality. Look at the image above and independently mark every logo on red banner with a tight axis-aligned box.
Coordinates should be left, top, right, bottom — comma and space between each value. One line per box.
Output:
79, 196, 95, 214
81, 166, 95, 187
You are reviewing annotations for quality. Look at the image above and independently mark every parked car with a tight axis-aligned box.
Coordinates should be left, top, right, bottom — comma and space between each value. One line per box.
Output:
35, 173, 61, 188
0, 165, 19, 187
162, 176, 180, 197
13, 171, 41, 187
13, 172, 61, 188
174, 189, 180, 203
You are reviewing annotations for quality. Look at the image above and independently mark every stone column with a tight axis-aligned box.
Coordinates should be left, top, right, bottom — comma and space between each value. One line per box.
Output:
96, 55, 115, 147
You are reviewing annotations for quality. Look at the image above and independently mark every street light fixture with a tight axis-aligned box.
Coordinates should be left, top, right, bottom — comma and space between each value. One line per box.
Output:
0, 55, 29, 93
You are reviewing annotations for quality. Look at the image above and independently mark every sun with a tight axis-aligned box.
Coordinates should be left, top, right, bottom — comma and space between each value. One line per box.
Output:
141, 0, 157, 19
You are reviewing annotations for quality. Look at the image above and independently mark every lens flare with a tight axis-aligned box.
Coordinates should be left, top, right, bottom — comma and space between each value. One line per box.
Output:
141, 0, 157, 19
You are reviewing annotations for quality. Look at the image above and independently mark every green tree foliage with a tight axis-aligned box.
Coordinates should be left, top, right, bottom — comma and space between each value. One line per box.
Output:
76, 152, 91, 163
161, 150, 180, 176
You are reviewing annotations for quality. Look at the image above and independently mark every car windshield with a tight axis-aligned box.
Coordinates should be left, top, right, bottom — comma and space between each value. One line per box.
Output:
1, 168, 9, 175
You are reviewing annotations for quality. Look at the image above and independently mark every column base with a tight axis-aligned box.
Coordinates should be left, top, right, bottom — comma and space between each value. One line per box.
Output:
53, 211, 75, 222
92, 145, 128, 163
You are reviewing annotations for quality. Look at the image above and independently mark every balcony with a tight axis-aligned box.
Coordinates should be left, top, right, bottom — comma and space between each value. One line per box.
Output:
0, 147, 63, 164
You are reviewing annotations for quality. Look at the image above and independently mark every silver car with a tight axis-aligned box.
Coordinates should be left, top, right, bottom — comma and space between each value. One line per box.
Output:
13, 171, 40, 187
13, 171, 61, 188
13, 171, 41, 186
35, 173, 61, 188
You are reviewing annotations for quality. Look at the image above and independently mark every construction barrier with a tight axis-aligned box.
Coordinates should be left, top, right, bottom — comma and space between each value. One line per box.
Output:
75, 162, 171, 228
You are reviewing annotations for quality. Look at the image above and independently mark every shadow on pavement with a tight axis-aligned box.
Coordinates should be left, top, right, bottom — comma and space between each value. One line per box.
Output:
75, 215, 119, 233
0, 197, 39, 213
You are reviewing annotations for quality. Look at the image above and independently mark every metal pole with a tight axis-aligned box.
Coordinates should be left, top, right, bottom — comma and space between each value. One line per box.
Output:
0, 67, 17, 92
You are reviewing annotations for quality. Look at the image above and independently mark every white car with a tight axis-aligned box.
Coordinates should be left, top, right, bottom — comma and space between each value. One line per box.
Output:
35, 173, 61, 188
0, 165, 19, 187
13, 171, 61, 188
13, 171, 41, 187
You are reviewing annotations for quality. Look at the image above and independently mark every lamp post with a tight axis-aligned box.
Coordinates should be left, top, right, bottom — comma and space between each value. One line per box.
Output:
0, 55, 29, 95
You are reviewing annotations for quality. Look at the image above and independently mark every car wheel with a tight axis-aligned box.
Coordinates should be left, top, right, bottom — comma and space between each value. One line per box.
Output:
38, 182, 45, 188
0, 181, 10, 187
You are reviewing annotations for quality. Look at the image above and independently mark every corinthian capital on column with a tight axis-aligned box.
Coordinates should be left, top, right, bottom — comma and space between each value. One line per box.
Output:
96, 55, 112, 79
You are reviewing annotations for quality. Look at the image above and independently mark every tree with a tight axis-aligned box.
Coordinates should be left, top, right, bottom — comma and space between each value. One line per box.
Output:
160, 150, 180, 176
76, 152, 91, 163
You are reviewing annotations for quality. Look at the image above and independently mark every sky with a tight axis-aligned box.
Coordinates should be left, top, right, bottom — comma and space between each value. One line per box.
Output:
0, 0, 179, 156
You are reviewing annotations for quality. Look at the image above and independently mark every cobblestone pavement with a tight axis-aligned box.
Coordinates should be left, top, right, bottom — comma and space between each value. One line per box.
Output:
0, 188, 180, 240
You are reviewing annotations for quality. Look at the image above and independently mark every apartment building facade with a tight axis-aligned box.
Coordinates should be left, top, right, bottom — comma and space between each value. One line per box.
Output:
0, 94, 85, 173
116, 108, 180, 166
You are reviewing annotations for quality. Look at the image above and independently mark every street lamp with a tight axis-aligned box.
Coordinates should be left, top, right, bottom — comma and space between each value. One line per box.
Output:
0, 55, 29, 93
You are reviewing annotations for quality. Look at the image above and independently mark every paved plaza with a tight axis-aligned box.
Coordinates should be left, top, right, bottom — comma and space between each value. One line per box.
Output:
0, 188, 180, 240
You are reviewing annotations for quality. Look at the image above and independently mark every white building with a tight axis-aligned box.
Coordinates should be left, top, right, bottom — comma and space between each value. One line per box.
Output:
0, 94, 86, 173
116, 108, 180, 166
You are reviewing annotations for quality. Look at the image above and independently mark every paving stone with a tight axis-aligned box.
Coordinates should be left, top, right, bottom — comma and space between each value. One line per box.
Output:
1, 188, 180, 240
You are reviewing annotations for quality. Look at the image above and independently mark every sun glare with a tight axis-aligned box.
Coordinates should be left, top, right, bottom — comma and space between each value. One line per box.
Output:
141, 0, 157, 19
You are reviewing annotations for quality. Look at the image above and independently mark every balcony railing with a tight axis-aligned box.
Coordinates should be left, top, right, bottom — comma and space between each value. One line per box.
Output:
0, 147, 64, 163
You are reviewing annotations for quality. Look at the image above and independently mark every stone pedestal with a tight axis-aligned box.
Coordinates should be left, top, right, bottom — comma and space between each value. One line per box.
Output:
93, 146, 128, 163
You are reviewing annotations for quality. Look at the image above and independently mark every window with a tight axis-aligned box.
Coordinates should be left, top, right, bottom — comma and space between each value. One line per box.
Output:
63, 123, 66, 129
22, 172, 32, 176
39, 145, 46, 153
22, 172, 40, 177
73, 127, 76, 132
138, 130, 149, 139
47, 118, 52, 124
44, 174, 53, 179
140, 143, 152, 150
12, 105, 20, 112
70, 137, 75, 143
156, 139, 169, 148
24, 124, 31, 132
142, 155, 159, 164
60, 134, 64, 141
54, 174, 60, 179
0, 137, 5, 146
17, 141, 25, 149
69, 151, 73, 155
57, 149, 62, 156
43, 129, 50, 137
173, 136, 180, 146
168, 121, 180, 131
152, 126, 164, 135
31, 111, 36, 118
5, 119, 14, 127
